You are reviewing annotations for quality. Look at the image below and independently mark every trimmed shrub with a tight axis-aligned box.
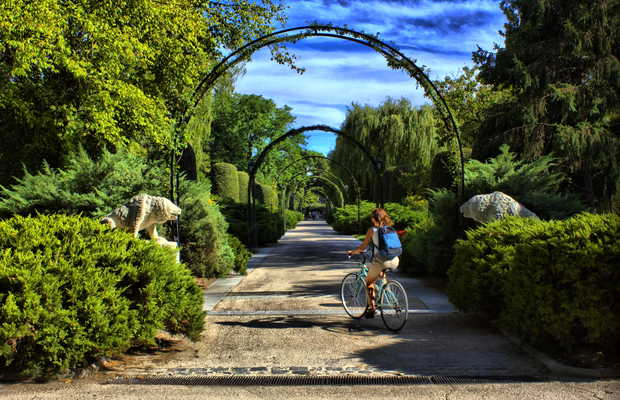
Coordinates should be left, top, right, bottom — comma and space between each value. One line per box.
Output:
330, 201, 429, 234
220, 200, 283, 246
399, 214, 436, 275
284, 209, 304, 229
179, 180, 235, 278
0, 215, 204, 379
211, 163, 239, 202
227, 233, 251, 275
255, 183, 278, 211
0, 148, 167, 218
237, 171, 249, 204
330, 201, 375, 234
448, 213, 620, 355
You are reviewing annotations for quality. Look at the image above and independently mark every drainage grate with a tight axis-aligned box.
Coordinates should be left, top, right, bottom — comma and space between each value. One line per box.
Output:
108, 375, 541, 386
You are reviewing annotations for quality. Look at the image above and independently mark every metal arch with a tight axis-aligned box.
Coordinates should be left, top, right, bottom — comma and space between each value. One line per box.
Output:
277, 166, 349, 203
184, 24, 465, 202
276, 165, 350, 233
280, 169, 346, 210
247, 124, 382, 247
276, 154, 362, 231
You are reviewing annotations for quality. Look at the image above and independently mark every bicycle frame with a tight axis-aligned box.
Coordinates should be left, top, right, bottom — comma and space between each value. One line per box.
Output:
351, 259, 395, 310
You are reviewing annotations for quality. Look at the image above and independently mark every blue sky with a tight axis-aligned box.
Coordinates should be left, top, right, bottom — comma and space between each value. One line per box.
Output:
235, 0, 507, 154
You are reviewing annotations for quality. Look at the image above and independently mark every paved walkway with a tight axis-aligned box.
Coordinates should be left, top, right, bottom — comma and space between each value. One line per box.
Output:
3, 221, 618, 399
110, 221, 546, 377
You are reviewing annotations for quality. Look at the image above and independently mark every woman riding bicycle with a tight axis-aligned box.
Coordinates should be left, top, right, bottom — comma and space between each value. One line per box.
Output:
347, 208, 399, 318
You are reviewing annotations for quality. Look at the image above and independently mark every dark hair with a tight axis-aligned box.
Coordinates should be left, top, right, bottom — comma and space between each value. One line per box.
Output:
371, 208, 393, 227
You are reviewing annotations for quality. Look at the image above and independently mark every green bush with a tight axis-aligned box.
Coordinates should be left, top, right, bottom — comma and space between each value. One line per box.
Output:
402, 195, 429, 211
0, 215, 204, 379
211, 163, 239, 202
399, 215, 436, 275
330, 201, 375, 234
330, 201, 430, 234
220, 200, 283, 246
0, 148, 167, 218
179, 180, 235, 278
463, 144, 586, 219
430, 150, 459, 190
448, 213, 620, 354
227, 233, 251, 275
284, 209, 304, 229
237, 171, 249, 204
255, 183, 278, 211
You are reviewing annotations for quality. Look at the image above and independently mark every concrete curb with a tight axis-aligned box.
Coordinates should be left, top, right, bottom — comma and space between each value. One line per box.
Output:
504, 333, 620, 378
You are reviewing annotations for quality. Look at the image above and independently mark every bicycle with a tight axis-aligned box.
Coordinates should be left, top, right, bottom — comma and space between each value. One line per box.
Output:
340, 253, 409, 332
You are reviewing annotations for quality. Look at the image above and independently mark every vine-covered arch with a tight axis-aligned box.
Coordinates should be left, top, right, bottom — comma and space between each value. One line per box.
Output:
247, 124, 380, 246
283, 169, 347, 208
277, 154, 362, 229
171, 24, 468, 247
294, 177, 344, 212
183, 25, 465, 199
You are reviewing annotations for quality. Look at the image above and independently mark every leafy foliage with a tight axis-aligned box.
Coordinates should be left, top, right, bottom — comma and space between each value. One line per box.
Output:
332, 99, 442, 201
330, 201, 428, 235
220, 200, 283, 246
284, 209, 304, 230
473, 0, 620, 207
448, 213, 620, 355
227, 233, 251, 275
212, 162, 240, 202
0, 214, 204, 379
237, 171, 250, 204
463, 144, 586, 219
0, 148, 166, 219
179, 180, 236, 278
210, 93, 297, 172
0, 0, 287, 184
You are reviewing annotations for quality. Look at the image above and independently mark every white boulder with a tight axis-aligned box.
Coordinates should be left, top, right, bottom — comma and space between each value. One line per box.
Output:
460, 191, 538, 223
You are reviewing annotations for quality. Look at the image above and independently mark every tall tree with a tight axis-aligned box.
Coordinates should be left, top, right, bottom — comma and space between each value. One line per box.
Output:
0, 0, 286, 184
209, 93, 298, 174
473, 0, 620, 206
331, 98, 442, 201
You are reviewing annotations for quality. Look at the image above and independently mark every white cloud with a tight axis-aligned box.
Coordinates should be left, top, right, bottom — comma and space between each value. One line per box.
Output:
231, 0, 506, 154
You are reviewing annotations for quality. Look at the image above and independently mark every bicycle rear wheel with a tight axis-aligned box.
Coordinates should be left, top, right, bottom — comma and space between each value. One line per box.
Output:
340, 272, 368, 319
379, 280, 408, 331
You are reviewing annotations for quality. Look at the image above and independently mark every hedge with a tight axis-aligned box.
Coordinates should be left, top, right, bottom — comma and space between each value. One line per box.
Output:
227, 233, 251, 275
211, 163, 239, 202
179, 180, 236, 278
220, 200, 284, 246
237, 171, 249, 204
255, 183, 278, 211
0, 215, 205, 379
284, 209, 304, 230
448, 213, 620, 354
330, 201, 428, 235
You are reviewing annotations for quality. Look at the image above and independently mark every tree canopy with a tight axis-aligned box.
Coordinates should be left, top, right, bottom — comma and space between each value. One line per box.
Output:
0, 0, 286, 184
472, 0, 620, 206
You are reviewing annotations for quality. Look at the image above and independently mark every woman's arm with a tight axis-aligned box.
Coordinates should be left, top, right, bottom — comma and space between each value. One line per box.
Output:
348, 228, 373, 255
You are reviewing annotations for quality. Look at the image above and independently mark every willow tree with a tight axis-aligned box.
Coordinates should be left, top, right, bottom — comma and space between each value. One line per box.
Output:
331, 98, 441, 201
473, 0, 620, 207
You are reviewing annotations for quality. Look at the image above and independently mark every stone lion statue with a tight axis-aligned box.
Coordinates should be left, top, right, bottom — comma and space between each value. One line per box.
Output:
100, 193, 181, 241
460, 191, 538, 223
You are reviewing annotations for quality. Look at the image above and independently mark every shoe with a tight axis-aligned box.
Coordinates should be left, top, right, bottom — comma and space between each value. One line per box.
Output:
364, 309, 376, 319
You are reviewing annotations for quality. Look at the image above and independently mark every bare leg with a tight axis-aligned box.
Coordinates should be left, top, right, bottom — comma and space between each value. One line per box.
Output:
365, 277, 377, 312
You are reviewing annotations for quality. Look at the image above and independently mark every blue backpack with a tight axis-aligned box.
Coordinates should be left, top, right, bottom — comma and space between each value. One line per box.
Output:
374, 226, 402, 260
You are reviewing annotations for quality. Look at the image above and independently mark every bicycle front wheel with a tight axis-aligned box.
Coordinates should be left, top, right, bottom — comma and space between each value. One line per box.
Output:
379, 280, 408, 331
340, 272, 368, 319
